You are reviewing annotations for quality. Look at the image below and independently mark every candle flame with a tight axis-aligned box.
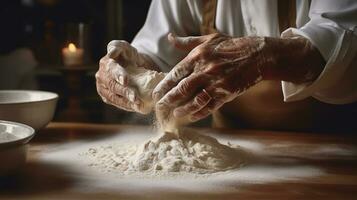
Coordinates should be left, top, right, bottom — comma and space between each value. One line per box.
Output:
68, 43, 77, 52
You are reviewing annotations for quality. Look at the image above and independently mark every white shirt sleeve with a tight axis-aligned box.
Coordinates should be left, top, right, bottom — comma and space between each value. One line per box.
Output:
281, 0, 357, 104
131, 0, 200, 72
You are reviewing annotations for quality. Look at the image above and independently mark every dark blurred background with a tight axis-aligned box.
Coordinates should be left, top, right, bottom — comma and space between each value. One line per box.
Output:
0, 0, 154, 124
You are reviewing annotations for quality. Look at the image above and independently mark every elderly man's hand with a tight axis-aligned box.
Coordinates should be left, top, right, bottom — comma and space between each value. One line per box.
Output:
153, 33, 325, 122
96, 40, 157, 113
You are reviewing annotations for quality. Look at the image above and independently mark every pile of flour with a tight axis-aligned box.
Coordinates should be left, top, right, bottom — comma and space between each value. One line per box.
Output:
81, 129, 245, 175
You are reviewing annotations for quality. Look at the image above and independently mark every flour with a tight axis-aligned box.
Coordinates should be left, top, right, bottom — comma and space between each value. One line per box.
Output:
0, 132, 18, 143
41, 130, 325, 194
126, 65, 165, 114
81, 129, 246, 175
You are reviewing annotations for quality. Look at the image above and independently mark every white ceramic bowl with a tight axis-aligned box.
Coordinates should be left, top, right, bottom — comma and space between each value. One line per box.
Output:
0, 120, 35, 176
0, 90, 58, 131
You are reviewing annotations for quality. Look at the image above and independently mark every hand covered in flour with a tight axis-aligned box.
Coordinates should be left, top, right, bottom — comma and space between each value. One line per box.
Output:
96, 40, 159, 113
153, 33, 325, 122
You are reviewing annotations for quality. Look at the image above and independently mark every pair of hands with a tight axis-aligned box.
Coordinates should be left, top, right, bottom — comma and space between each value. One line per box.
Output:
96, 33, 324, 122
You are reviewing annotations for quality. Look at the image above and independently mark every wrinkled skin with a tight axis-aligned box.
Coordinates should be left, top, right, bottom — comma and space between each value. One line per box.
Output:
153, 33, 325, 123
96, 40, 159, 113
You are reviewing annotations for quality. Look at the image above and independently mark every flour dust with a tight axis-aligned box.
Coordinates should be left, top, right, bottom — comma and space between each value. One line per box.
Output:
79, 129, 246, 176
38, 129, 329, 194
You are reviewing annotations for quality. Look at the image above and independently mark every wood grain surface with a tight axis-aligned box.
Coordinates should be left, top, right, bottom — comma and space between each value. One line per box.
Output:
0, 122, 356, 200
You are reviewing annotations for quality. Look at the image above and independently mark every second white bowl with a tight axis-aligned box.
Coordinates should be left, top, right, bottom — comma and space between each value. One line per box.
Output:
0, 90, 58, 131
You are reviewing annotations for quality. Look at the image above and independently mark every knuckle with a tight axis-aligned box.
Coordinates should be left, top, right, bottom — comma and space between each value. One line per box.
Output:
108, 79, 117, 92
196, 47, 207, 56
203, 62, 220, 73
95, 72, 100, 80
195, 93, 209, 106
172, 70, 181, 81
107, 93, 116, 103
190, 47, 209, 59
99, 56, 108, 67
177, 81, 190, 96
172, 66, 187, 81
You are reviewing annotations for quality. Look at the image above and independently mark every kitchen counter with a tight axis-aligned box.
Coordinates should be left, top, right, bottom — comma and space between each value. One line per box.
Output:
0, 122, 356, 200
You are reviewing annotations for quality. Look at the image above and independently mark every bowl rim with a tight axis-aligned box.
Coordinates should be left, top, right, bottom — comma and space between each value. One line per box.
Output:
0, 120, 35, 149
0, 90, 58, 105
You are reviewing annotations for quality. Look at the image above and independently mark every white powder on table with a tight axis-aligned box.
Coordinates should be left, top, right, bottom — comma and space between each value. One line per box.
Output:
80, 129, 246, 175
39, 131, 325, 195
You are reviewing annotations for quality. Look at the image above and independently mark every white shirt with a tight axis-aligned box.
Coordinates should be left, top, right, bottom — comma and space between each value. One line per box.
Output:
132, 0, 357, 104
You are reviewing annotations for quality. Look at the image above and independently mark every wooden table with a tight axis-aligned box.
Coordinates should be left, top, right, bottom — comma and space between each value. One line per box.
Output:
1, 122, 357, 200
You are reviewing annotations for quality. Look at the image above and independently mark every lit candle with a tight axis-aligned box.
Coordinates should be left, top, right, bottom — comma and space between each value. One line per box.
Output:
62, 43, 84, 66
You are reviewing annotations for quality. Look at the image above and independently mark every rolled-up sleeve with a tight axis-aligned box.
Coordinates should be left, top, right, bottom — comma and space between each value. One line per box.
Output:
131, 0, 200, 72
281, 0, 357, 104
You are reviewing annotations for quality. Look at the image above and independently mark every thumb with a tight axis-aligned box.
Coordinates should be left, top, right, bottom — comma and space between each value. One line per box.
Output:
107, 40, 139, 66
168, 33, 209, 51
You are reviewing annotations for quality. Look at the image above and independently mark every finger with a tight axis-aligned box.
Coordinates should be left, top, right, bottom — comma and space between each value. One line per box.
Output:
99, 55, 109, 68
152, 58, 193, 102
189, 85, 228, 122
156, 74, 207, 112
107, 40, 139, 66
106, 59, 129, 86
96, 70, 141, 105
173, 89, 212, 118
99, 56, 129, 86
155, 98, 172, 120
190, 98, 225, 122
97, 85, 137, 112
168, 33, 211, 51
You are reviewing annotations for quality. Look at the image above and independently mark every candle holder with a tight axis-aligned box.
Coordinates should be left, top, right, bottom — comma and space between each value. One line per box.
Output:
62, 43, 84, 66
58, 23, 92, 121
62, 23, 90, 67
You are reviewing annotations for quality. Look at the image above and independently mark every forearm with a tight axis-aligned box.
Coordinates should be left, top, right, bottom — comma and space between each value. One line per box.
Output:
260, 36, 326, 84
